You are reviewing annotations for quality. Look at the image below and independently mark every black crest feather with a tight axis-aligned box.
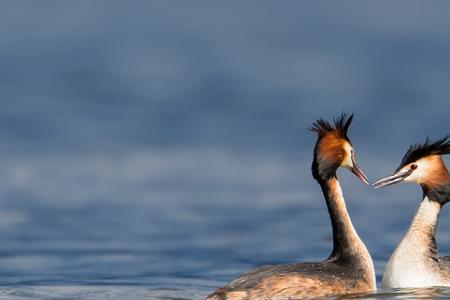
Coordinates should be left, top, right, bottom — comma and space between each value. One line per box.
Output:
397, 136, 450, 170
309, 112, 353, 139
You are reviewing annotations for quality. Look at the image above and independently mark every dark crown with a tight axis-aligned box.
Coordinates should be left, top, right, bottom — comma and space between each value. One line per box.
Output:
310, 112, 353, 140
397, 136, 450, 171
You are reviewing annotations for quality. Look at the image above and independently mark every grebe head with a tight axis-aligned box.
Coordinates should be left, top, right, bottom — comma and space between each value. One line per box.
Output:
373, 137, 450, 204
310, 113, 369, 184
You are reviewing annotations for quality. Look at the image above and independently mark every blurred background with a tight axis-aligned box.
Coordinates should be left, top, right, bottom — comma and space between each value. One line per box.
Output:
0, 1, 450, 299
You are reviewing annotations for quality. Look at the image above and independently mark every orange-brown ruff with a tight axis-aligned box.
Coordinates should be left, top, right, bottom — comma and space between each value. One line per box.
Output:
207, 114, 376, 300
373, 137, 450, 288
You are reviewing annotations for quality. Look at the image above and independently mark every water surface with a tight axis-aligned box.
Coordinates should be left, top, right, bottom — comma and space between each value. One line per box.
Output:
1, 1, 450, 299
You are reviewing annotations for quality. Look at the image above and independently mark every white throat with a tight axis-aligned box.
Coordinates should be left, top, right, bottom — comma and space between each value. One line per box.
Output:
382, 197, 446, 288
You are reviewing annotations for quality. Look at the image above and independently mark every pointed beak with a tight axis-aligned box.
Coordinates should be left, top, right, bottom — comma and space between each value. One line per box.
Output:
372, 169, 413, 189
350, 157, 370, 185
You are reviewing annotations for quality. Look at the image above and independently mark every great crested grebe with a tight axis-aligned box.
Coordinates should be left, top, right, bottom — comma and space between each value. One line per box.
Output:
207, 113, 376, 300
373, 137, 450, 289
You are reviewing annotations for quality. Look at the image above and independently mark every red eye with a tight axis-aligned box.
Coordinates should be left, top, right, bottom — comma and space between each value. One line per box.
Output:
410, 163, 418, 170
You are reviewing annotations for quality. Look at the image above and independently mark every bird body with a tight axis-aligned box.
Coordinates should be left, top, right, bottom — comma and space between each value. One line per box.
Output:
207, 114, 375, 299
373, 137, 450, 289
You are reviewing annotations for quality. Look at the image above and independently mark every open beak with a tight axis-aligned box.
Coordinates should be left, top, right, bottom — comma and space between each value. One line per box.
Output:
350, 156, 370, 185
372, 169, 413, 189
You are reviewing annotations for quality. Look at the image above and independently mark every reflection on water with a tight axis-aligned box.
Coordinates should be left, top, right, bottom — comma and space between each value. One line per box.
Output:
338, 287, 450, 299
1, 286, 450, 299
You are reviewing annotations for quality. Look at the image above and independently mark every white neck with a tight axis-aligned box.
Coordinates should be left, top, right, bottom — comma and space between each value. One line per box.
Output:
382, 197, 445, 288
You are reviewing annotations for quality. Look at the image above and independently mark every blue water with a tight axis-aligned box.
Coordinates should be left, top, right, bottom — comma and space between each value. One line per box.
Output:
1, 1, 450, 299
